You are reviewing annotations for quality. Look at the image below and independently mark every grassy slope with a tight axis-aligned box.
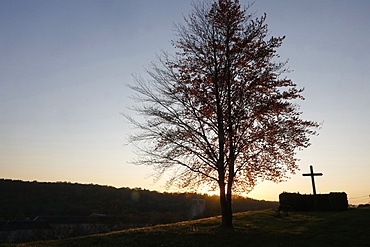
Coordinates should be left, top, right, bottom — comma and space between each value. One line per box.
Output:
7, 209, 370, 247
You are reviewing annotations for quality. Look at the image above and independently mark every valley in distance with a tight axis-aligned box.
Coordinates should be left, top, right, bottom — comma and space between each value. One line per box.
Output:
0, 178, 277, 243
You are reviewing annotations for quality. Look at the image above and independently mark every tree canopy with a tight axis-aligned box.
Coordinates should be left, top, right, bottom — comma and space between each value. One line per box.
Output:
126, 0, 319, 227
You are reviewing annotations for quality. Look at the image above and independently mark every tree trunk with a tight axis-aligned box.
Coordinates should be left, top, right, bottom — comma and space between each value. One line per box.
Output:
219, 181, 233, 228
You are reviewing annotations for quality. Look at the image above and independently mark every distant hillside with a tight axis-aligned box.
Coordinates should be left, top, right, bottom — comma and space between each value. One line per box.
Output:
0, 179, 278, 223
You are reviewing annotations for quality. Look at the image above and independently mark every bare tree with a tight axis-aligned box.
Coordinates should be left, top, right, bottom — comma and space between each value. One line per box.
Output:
126, 0, 319, 228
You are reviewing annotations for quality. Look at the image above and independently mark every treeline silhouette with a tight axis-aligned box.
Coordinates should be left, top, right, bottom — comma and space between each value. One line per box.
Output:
0, 179, 278, 224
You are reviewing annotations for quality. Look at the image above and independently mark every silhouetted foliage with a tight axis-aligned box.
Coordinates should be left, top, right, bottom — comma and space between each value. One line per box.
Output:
126, 0, 319, 227
279, 192, 348, 211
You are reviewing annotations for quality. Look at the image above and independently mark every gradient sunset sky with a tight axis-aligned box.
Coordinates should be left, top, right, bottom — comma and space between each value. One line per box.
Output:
1, 0, 369, 205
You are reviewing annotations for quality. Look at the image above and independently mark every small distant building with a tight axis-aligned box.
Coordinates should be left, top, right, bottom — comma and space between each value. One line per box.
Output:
191, 197, 205, 219
0, 220, 50, 243
0, 214, 124, 243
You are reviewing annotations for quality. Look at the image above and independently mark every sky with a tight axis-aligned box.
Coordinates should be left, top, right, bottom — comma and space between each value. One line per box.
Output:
1, 0, 369, 205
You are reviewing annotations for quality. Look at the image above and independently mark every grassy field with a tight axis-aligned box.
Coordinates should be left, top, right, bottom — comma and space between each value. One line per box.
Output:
5, 208, 370, 247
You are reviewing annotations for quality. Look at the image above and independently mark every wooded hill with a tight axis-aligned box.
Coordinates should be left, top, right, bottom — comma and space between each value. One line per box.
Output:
0, 179, 278, 224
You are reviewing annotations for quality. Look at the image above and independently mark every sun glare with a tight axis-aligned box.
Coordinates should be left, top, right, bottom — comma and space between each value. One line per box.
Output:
194, 185, 219, 196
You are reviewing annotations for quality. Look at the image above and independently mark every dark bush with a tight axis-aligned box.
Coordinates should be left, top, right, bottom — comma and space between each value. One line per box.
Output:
279, 192, 348, 211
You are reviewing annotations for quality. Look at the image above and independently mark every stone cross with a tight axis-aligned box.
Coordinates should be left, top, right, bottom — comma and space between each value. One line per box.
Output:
302, 165, 323, 195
